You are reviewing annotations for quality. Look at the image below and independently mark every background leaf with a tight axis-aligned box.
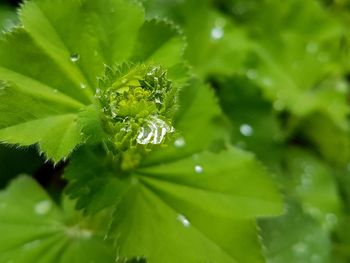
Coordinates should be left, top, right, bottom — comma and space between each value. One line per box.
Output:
0, 175, 114, 263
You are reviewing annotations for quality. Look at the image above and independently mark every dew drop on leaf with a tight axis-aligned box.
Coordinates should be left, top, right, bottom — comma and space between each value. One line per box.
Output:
292, 242, 308, 256
324, 213, 338, 227
246, 69, 257, 80
211, 27, 224, 40
70, 53, 80, 63
306, 42, 318, 54
194, 165, 203, 174
262, 77, 273, 87
174, 137, 186, 148
311, 254, 321, 263
177, 214, 190, 227
80, 83, 87, 89
240, 124, 253, 137
34, 200, 52, 215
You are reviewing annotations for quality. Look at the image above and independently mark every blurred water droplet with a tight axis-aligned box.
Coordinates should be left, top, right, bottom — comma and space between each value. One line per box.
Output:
308, 207, 322, 219
80, 83, 87, 89
240, 124, 253, 137
70, 53, 80, 63
301, 173, 313, 188
262, 78, 273, 87
174, 137, 186, 148
246, 69, 257, 80
306, 42, 318, 54
194, 165, 203, 174
211, 27, 224, 40
34, 200, 52, 215
292, 242, 308, 255
335, 81, 348, 93
66, 226, 93, 239
177, 214, 190, 227
311, 254, 321, 263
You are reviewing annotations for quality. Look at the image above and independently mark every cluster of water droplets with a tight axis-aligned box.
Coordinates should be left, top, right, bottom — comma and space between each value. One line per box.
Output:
211, 18, 226, 40
136, 115, 175, 145
95, 63, 179, 168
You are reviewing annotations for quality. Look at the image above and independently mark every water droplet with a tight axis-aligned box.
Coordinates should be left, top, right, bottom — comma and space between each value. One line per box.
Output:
246, 69, 257, 80
66, 226, 93, 239
136, 116, 174, 145
34, 200, 52, 215
300, 173, 313, 188
70, 53, 80, 63
211, 27, 224, 40
194, 165, 203, 174
240, 124, 253, 137
174, 137, 186, 148
155, 98, 162, 105
292, 242, 308, 255
80, 83, 87, 89
306, 42, 318, 54
177, 214, 190, 227
307, 207, 322, 219
335, 81, 348, 93
262, 78, 273, 87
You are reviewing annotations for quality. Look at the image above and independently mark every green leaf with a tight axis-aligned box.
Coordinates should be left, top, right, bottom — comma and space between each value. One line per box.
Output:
297, 113, 350, 167
65, 146, 282, 262
260, 202, 332, 263
138, 147, 283, 218
0, 175, 114, 263
110, 183, 264, 263
0, 82, 82, 162
213, 75, 284, 170
0, 0, 188, 161
20, 0, 144, 89
284, 147, 342, 220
